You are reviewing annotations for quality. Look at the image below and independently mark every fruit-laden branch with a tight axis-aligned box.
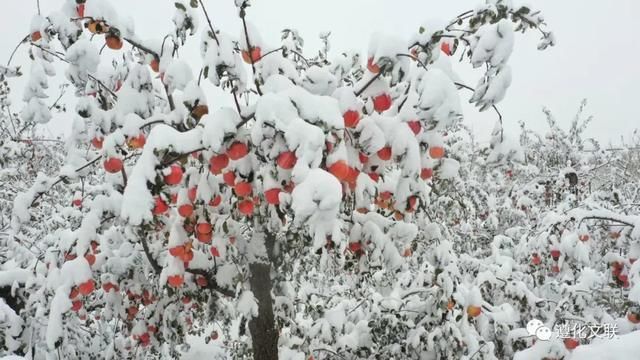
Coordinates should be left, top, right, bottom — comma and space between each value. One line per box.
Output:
578, 216, 636, 228
186, 268, 235, 297
29, 43, 119, 99
239, 7, 263, 96
29, 155, 102, 207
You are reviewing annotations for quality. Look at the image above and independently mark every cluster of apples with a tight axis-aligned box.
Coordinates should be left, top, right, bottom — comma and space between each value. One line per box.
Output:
611, 260, 632, 288
80, 5, 124, 52
127, 291, 162, 347
210, 142, 258, 216
68, 279, 96, 315
241, 47, 262, 64
530, 249, 563, 273
210, 143, 299, 217
95, 132, 147, 173
365, 58, 393, 113
62, 240, 99, 266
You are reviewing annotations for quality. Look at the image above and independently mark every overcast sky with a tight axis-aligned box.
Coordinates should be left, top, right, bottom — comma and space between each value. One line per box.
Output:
2, 0, 638, 145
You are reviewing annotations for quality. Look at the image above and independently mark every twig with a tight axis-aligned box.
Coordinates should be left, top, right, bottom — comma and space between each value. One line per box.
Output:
140, 234, 162, 274
120, 165, 128, 188
29, 156, 102, 207
354, 67, 386, 97
186, 268, 235, 297
198, 0, 220, 46
231, 88, 253, 122
163, 83, 175, 111
454, 81, 504, 142
7, 35, 29, 66
123, 37, 159, 58
48, 87, 67, 110
578, 216, 635, 228
289, 49, 310, 67
446, 10, 474, 31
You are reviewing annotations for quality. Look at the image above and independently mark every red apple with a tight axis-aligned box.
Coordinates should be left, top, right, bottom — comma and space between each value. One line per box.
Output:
429, 146, 445, 159
238, 199, 254, 216
167, 275, 184, 288
420, 168, 433, 180
373, 93, 392, 112
359, 152, 369, 164
77, 3, 85, 17
223, 171, 236, 186
210, 246, 220, 257
91, 136, 104, 149
227, 142, 249, 160
329, 160, 350, 181
467, 305, 482, 318
242, 47, 262, 64
103, 157, 123, 173
85, 254, 96, 266
564, 338, 579, 350
234, 181, 253, 197
153, 197, 169, 215
343, 110, 360, 128
407, 120, 421, 135
265, 188, 282, 205
209, 195, 222, 207
532, 253, 541, 265
441, 42, 452, 56
210, 154, 229, 173
377, 146, 392, 161
367, 57, 380, 73
277, 151, 297, 170
127, 134, 146, 149
178, 204, 194, 217
78, 279, 95, 296
163, 164, 183, 185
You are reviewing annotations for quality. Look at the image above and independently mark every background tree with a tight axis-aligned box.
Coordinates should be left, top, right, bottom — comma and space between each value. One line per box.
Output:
22, 1, 640, 360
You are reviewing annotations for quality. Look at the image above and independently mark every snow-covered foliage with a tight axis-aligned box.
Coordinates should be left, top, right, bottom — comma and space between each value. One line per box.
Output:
5, 1, 633, 360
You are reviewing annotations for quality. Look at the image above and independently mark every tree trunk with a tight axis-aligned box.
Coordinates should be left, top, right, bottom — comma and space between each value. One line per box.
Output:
248, 231, 278, 360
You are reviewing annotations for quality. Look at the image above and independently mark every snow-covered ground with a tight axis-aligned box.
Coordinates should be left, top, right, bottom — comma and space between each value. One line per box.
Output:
569, 331, 640, 360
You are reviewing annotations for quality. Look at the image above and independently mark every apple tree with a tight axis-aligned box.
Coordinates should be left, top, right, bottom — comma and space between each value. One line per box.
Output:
6, 0, 556, 359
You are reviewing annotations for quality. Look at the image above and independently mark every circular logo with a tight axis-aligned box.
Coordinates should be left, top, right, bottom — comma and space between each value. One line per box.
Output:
535, 326, 553, 341
527, 319, 552, 341
526, 319, 544, 336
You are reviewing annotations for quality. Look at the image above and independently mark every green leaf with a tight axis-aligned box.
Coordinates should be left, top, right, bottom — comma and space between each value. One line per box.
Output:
203, 66, 209, 79
190, 0, 199, 8
174, 2, 186, 11
418, 26, 425, 34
